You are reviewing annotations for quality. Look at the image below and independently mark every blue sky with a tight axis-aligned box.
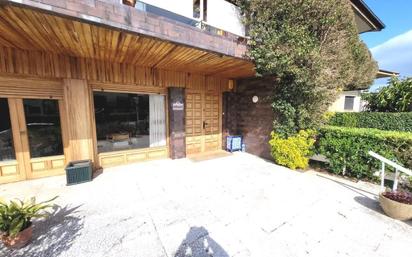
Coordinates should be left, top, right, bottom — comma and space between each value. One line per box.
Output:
360, 0, 412, 91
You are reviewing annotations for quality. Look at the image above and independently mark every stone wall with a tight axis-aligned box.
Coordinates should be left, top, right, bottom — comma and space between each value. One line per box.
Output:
224, 77, 277, 160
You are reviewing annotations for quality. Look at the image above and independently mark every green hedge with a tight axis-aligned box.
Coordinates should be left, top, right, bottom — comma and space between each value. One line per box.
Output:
328, 112, 412, 132
316, 126, 412, 179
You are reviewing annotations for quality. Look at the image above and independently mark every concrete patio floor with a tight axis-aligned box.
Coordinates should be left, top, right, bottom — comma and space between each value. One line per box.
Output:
1, 152, 411, 257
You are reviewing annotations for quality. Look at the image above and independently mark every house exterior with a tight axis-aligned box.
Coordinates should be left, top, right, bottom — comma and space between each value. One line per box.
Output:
329, 70, 399, 113
0, 0, 384, 184
329, 90, 366, 113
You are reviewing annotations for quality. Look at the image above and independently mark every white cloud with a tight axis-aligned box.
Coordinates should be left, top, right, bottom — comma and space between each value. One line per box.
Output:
371, 30, 412, 78
367, 30, 412, 91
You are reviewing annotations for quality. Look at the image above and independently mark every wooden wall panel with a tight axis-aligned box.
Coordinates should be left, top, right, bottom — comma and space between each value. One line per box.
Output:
0, 45, 231, 179
28, 155, 65, 179
98, 147, 168, 169
63, 79, 94, 162
0, 74, 63, 99
0, 161, 20, 184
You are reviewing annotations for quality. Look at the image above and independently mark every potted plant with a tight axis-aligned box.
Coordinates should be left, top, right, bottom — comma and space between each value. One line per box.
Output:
0, 196, 57, 249
379, 191, 412, 220
122, 0, 137, 7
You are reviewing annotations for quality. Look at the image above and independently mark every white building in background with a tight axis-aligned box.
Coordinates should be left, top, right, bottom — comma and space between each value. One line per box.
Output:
329, 70, 399, 112
329, 90, 367, 112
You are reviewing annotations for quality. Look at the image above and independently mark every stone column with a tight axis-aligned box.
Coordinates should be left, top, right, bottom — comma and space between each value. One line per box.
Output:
168, 87, 186, 159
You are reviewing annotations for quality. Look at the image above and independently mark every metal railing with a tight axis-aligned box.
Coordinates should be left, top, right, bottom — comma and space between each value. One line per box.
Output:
368, 151, 412, 192
134, 1, 246, 41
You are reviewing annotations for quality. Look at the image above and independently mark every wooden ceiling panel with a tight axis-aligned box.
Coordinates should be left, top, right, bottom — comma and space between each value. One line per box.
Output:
0, 5, 255, 78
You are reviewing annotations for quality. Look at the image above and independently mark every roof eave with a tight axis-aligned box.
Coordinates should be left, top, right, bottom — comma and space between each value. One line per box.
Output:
351, 0, 385, 32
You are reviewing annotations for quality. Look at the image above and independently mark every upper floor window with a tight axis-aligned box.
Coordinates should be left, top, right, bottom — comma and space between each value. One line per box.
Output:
203, 0, 208, 22
344, 96, 355, 111
193, 0, 207, 21
193, 0, 200, 19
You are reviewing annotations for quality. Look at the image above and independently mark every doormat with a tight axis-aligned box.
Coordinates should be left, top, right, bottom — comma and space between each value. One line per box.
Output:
188, 151, 232, 162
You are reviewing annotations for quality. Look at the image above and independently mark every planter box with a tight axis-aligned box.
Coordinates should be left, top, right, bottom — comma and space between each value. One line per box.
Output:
65, 160, 92, 186
226, 136, 242, 152
379, 193, 412, 221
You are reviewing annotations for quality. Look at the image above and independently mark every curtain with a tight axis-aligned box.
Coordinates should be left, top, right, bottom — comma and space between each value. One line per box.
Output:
149, 95, 166, 147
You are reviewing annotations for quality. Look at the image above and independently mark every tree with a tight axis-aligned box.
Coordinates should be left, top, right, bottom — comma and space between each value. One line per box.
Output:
236, 0, 378, 136
362, 77, 412, 112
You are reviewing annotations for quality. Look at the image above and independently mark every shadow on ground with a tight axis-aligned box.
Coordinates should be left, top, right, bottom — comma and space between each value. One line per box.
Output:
175, 226, 229, 257
354, 196, 385, 215
318, 174, 412, 226
354, 196, 412, 226
317, 174, 376, 197
1, 205, 84, 257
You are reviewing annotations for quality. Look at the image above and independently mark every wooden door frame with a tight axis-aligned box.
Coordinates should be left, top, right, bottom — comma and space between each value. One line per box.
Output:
90, 85, 169, 169
0, 98, 27, 184
7, 97, 68, 181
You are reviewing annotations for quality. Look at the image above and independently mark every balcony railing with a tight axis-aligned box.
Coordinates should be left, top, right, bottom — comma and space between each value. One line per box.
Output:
131, 1, 246, 42
136, 1, 199, 27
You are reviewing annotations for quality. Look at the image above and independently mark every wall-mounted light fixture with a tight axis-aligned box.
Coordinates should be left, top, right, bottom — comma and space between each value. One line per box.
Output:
252, 96, 259, 103
228, 80, 234, 90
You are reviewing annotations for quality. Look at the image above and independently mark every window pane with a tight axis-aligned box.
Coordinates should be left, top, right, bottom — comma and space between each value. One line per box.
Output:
94, 92, 150, 153
203, 0, 207, 21
149, 95, 166, 147
193, 0, 200, 18
0, 98, 15, 162
23, 99, 63, 158
344, 96, 355, 110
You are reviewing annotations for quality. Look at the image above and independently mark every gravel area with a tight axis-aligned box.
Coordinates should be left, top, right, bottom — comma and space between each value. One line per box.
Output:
1, 152, 411, 257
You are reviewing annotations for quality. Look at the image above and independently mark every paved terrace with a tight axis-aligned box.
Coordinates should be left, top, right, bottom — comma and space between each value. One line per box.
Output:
1, 152, 411, 257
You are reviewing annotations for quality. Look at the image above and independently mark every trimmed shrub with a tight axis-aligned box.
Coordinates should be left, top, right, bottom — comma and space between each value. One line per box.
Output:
269, 130, 315, 170
316, 126, 412, 179
328, 112, 412, 132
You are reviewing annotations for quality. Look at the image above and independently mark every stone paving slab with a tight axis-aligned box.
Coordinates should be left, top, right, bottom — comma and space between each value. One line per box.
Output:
0, 152, 411, 257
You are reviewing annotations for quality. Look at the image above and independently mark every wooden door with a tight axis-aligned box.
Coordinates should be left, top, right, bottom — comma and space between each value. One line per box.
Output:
186, 91, 221, 155
0, 97, 67, 184
19, 98, 67, 180
0, 98, 26, 184
186, 92, 203, 155
203, 92, 220, 152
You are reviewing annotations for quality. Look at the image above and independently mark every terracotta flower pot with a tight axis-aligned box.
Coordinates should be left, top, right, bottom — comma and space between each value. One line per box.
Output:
1, 226, 33, 249
122, 0, 137, 7
379, 193, 412, 221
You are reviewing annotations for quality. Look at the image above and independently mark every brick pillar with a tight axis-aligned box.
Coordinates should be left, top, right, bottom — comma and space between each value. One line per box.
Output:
168, 87, 186, 159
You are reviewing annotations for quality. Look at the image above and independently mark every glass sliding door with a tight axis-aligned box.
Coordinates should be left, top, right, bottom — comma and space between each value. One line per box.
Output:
23, 99, 64, 158
93, 91, 166, 154
0, 98, 15, 162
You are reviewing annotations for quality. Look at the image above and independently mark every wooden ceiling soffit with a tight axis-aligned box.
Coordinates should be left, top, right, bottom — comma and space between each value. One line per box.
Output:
0, 5, 255, 78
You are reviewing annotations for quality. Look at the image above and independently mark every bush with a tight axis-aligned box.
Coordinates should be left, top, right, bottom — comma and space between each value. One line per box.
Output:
362, 77, 412, 112
269, 130, 315, 170
328, 112, 412, 132
316, 126, 412, 179
236, 0, 377, 136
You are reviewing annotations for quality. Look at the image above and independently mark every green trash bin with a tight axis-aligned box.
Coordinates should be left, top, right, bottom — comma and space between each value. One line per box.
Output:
65, 160, 93, 186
